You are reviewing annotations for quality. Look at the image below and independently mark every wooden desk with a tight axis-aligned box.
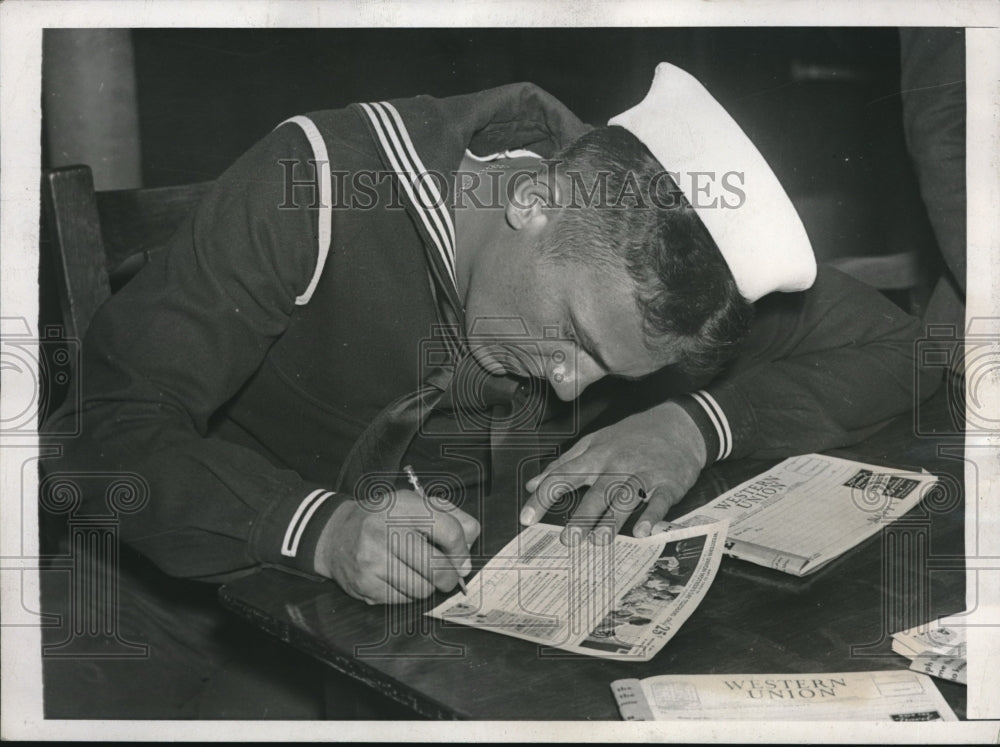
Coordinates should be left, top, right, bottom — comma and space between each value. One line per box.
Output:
219, 388, 967, 719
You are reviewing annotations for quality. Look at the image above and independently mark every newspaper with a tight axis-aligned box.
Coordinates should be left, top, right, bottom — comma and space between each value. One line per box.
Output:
670, 454, 938, 576
907, 655, 968, 685
893, 620, 967, 659
426, 521, 727, 661
611, 671, 958, 721
892, 619, 968, 685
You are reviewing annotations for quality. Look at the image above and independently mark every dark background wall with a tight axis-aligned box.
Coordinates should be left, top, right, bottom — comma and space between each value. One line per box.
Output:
124, 28, 935, 264
40, 27, 938, 263
40, 27, 940, 309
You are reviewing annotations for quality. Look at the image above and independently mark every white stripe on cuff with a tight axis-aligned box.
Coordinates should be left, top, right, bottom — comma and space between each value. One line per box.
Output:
281, 489, 335, 558
690, 390, 733, 461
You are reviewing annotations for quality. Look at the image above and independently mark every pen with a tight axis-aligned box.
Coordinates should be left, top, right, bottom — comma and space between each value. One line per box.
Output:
404, 465, 468, 596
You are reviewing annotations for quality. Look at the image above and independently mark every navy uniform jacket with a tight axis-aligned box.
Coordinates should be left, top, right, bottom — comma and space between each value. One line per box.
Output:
44, 82, 939, 582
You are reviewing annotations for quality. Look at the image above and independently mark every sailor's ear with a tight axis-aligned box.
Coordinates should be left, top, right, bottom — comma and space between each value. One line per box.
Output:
505, 172, 564, 230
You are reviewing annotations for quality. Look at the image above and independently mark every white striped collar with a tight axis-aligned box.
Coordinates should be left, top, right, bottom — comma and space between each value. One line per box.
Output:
358, 101, 458, 295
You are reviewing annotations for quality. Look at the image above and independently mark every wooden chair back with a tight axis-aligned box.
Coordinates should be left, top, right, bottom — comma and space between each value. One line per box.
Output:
41, 165, 213, 340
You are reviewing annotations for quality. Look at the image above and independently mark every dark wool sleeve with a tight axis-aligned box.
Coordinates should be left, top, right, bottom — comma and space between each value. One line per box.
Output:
674, 265, 943, 464
43, 122, 347, 581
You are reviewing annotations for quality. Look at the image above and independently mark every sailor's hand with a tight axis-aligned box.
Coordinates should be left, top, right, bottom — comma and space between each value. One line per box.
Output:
314, 490, 479, 604
521, 401, 707, 544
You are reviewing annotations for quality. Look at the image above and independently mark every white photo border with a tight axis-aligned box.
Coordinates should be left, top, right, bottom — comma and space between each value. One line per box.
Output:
2, 0, 998, 742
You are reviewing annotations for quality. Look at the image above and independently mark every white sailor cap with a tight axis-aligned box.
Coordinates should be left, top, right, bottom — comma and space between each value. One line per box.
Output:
609, 62, 816, 303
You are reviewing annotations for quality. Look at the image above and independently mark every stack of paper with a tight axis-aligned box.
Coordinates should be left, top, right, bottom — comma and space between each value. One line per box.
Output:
670, 454, 939, 576
892, 620, 967, 685
611, 671, 957, 721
